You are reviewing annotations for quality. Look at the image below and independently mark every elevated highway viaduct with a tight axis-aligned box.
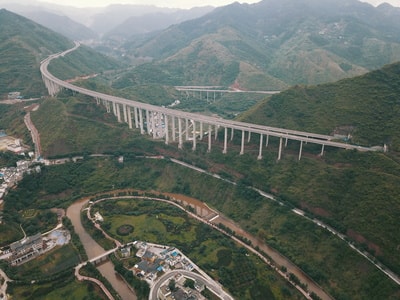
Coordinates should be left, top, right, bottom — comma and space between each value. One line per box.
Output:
40, 42, 379, 160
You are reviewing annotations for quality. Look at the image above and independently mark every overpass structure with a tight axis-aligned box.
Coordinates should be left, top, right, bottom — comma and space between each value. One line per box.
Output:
175, 85, 281, 101
40, 42, 378, 160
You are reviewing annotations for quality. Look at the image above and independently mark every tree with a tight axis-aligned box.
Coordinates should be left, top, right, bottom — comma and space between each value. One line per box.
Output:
184, 278, 195, 289
168, 279, 176, 292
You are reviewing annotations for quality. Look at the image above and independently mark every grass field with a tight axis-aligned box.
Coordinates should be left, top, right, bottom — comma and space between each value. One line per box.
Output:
10, 278, 106, 300
14, 243, 80, 279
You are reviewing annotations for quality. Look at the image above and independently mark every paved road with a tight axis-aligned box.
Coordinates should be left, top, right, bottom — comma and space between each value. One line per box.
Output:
40, 43, 379, 153
24, 110, 41, 159
0, 268, 11, 300
150, 270, 233, 300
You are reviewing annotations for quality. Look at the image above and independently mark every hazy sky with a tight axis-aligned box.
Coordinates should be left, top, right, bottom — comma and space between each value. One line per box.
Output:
37, 0, 400, 9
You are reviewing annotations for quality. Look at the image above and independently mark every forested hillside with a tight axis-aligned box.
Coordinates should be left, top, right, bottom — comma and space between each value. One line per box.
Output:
240, 61, 400, 152
0, 9, 72, 97
117, 0, 400, 90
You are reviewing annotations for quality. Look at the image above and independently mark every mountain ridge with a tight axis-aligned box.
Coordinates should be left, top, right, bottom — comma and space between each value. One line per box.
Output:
121, 0, 400, 90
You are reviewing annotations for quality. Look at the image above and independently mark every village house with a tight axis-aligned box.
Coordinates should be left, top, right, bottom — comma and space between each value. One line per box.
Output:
9, 233, 44, 266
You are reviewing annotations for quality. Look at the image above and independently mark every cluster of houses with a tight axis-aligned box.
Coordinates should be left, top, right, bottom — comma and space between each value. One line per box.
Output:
132, 242, 194, 281
158, 272, 206, 300
0, 160, 40, 212
129, 242, 207, 300
1, 229, 70, 266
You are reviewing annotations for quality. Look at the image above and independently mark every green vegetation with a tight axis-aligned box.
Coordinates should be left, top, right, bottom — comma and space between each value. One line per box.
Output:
240, 62, 400, 151
0, 9, 72, 97
30, 96, 157, 157
1, 152, 399, 298
81, 211, 115, 250
48, 45, 121, 81
125, 0, 400, 90
7, 277, 99, 300
97, 198, 300, 300
112, 255, 150, 300
79, 262, 120, 300
0, 103, 32, 146
8, 244, 79, 279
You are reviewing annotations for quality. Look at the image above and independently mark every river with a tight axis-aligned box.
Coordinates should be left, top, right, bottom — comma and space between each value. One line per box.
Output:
66, 198, 137, 300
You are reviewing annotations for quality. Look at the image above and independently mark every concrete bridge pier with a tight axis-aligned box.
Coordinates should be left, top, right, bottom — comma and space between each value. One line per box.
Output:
146, 110, 151, 135
223, 127, 228, 154
112, 101, 117, 116
152, 113, 157, 139
208, 125, 212, 153
258, 134, 264, 160
215, 125, 218, 140
266, 135, 269, 147
192, 121, 196, 151
185, 119, 190, 141
200, 122, 204, 140
127, 106, 132, 129
116, 103, 121, 122
105, 101, 111, 113
165, 115, 169, 145
172, 116, 176, 142
123, 104, 128, 123
178, 118, 183, 149
320, 144, 325, 156
231, 128, 234, 141
278, 137, 283, 161
248, 131, 251, 143
43, 78, 53, 96
240, 130, 245, 155
139, 109, 144, 134
96, 97, 100, 105
134, 107, 139, 129
299, 141, 303, 160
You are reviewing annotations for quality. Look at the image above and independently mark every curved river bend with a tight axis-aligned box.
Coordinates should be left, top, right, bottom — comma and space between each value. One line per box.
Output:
67, 198, 137, 300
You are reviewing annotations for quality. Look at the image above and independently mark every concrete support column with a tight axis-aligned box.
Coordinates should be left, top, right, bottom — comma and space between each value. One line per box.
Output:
278, 137, 283, 161
223, 127, 228, 154
165, 115, 169, 145
208, 125, 212, 153
200, 122, 203, 140
116, 104, 121, 122
96, 97, 100, 105
172, 116, 176, 142
247, 131, 251, 143
123, 104, 128, 123
266, 135, 269, 147
185, 119, 189, 141
215, 125, 218, 140
139, 109, 144, 134
298, 141, 303, 160
320, 144, 325, 156
134, 107, 139, 128
258, 134, 263, 160
106, 101, 111, 113
231, 128, 234, 141
192, 122, 196, 151
178, 118, 183, 149
240, 130, 245, 155
152, 114, 157, 139
146, 110, 151, 134
285, 136, 289, 147
112, 102, 117, 116
127, 106, 132, 129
